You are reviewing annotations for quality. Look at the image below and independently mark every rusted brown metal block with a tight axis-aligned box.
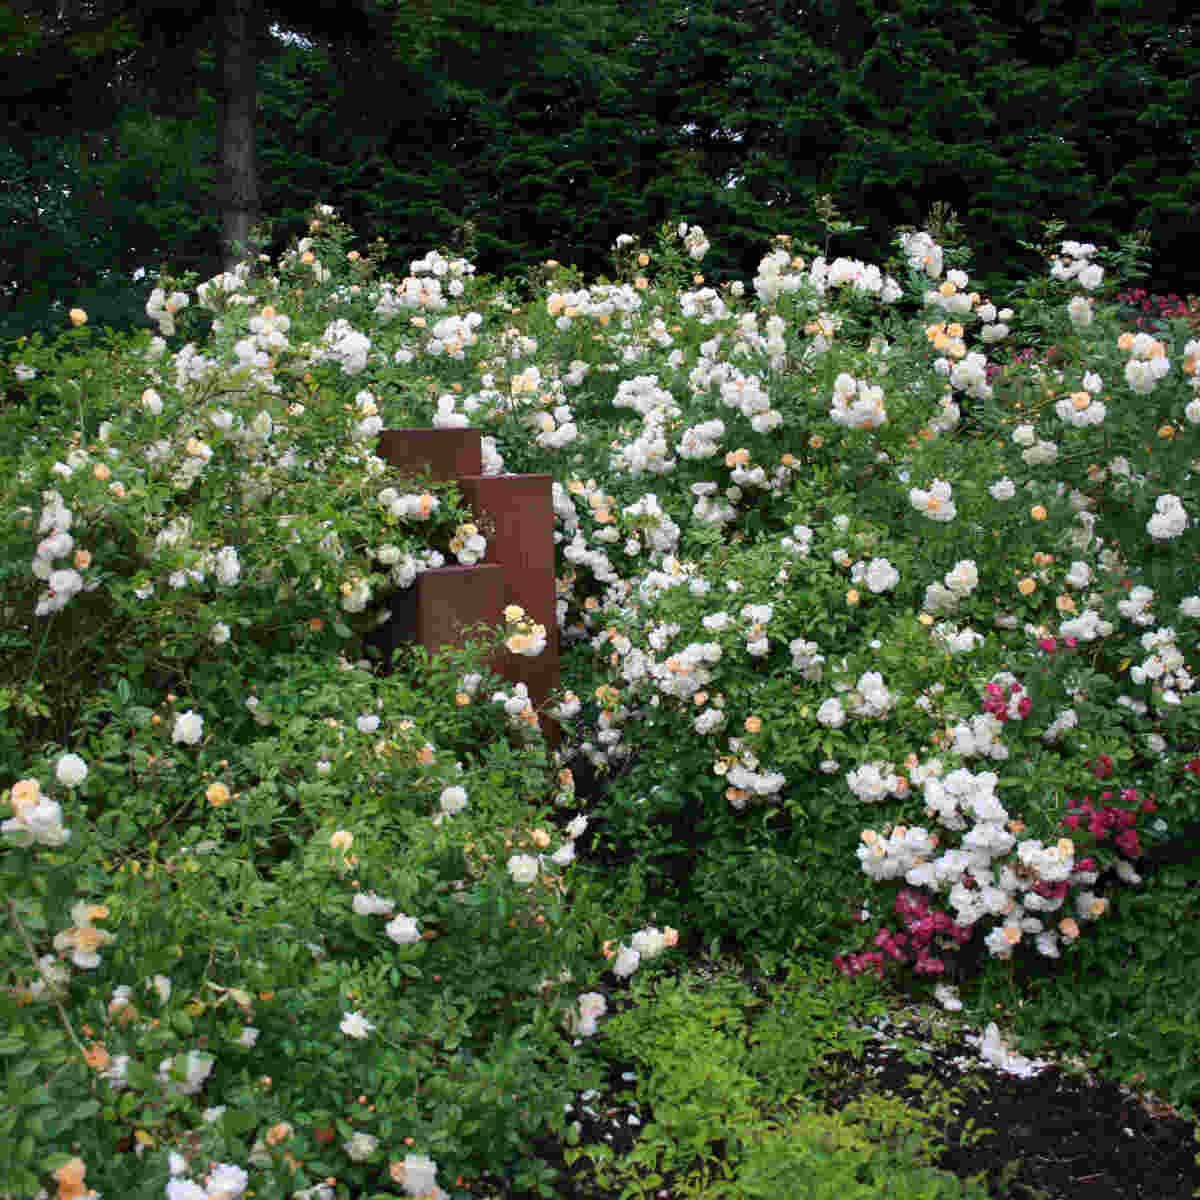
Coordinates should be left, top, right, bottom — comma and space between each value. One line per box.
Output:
456, 473, 559, 666
374, 430, 561, 747
376, 428, 483, 481
415, 563, 506, 651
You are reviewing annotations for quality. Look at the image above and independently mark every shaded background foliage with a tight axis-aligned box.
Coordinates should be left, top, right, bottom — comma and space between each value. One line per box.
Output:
1, 0, 1197, 343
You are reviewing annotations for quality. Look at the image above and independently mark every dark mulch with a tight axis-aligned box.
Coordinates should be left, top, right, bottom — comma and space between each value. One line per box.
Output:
817, 1014, 1200, 1200
498, 990, 1200, 1200
510, 1036, 1199, 1199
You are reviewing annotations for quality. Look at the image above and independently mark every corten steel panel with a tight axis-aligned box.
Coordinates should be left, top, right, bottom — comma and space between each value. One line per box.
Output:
415, 564, 505, 651
456, 474, 559, 658
415, 566, 562, 748
377, 428, 483, 481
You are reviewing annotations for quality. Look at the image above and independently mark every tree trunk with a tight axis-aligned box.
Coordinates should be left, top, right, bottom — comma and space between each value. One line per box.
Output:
218, 0, 261, 271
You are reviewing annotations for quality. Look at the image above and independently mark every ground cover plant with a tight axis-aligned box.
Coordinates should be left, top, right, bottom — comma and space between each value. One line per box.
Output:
2, 200, 1200, 1199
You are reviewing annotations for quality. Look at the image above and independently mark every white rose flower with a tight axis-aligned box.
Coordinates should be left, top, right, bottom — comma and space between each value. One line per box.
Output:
172, 710, 204, 745
439, 786, 468, 814
507, 853, 539, 885
55, 753, 88, 788
352, 892, 396, 916
613, 944, 641, 978
385, 914, 421, 945
339, 1010, 374, 1039
344, 1132, 379, 1162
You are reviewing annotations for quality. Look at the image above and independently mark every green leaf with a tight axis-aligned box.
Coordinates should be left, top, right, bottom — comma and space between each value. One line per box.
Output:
62, 1100, 101, 1127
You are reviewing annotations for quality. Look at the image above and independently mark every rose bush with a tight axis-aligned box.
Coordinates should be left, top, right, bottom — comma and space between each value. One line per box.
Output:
3, 200, 1200, 1197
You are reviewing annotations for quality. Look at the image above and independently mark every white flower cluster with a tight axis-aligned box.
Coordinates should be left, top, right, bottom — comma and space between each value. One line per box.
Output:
694, 704, 726, 734
856, 825, 939, 881
677, 418, 725, 459
811, 256, 902, 302
741, 602, 773, 657
678, 221, 711, 261
909, 478, 956, 521
753, 247, 808, 305
425, 311, 483, 357
563, 530, 619, 588
1042, 707, 1079, 743
172, 710, 204, 745
1185, 339, 1200, 398
846, 760, 907, 803
1059, 607, 1114, 641
690, 481, 736, 527
717, 368, 783, 433
352, 891, 396, 916
972, 1023, 1050, 1078
789, 637, 825, 680
850, 557, 899, 594
847, 670, 894, 718
245, 303, 291, 354
920, 765, 1003, 833
933, 622, 983, 654
1146, 493, 1188, 541
679, 286, 729, 324
927, 394, 961, 434
728, 310, 788, 369
32, 490, 88, 616
377, 487, 440, 521
532, 397, 579, 450
1130, 627, 1194, 704
314, 318, 371, 375
926, 557, 979, 616
503, 605, 548, 657
899, 231, 944, 279
610, 406, 677, 477
493, 681, 541, 736
449, 522, 487, 565
860, 763, 1100, 961
1067, 295, 1093, 329
925, 269, 973, 315
1064, 560, 1092, 588
975, 300, 1014, 343
570, 991, 607, 1038
2, 778, 70, 848
1050, 241, 1104, 290
372, 252, 475, 319
1124, 332, 1171, 395
157, 1049, 215, 1096
948, 713, 1008, 760
779, 523, 814, 557
945, 351, 992, 401
391, 1153, 444, 1197
146, 286, 190, 335
648, 640, 721, 700
1117, 584, 1155, 625
830, 372, 887, 429
196, 261, 253, 311
622, 493, 680, 556
724, 748, 787, 801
